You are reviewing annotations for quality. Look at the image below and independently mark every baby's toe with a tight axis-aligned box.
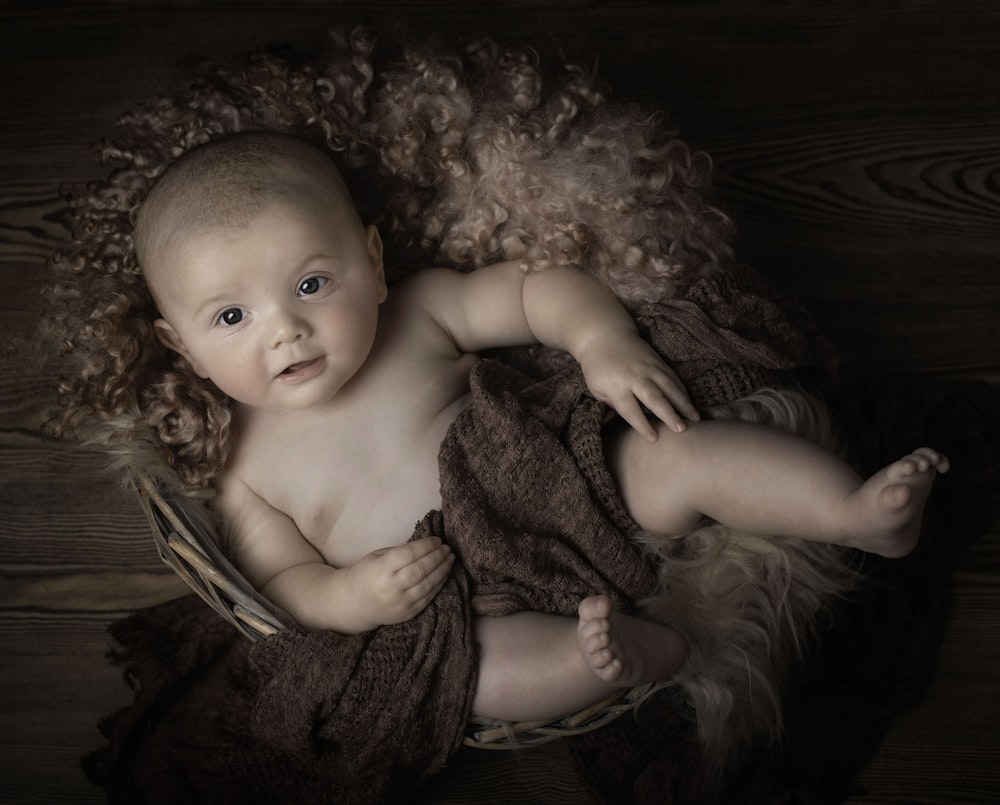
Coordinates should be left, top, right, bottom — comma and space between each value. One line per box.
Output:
914, 447, 949, 473
890, 454, 925, 479
582, 629, 611, 656
910, 447, 950, 473
594, 656, 623, 683
879, 481, 913, 512
578, 616, 609, 641
578, 595, 613, 621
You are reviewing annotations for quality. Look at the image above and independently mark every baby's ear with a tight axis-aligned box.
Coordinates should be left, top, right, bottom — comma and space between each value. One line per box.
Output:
154, 319, 208, 378
365, 224, 388, 302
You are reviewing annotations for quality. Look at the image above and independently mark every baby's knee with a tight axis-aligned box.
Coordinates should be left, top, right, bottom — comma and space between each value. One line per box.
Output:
606, 423, 702, 535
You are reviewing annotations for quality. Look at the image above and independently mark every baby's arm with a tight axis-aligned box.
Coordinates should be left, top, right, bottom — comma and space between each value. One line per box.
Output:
414, 262, 699, 439
218, 476, 454, 633
521, 267, 701, 437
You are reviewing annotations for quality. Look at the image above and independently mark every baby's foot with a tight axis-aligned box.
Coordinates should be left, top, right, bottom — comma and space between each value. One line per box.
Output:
847, 447, 950, 558
576, 595, 687, 687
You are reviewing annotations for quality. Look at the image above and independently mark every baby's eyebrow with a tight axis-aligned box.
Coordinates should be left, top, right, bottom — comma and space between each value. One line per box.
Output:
193, 293, 235, 319
295, 253, 337, 272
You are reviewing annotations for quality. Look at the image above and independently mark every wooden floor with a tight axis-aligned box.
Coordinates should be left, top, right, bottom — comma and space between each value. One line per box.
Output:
1, 2, 998, 802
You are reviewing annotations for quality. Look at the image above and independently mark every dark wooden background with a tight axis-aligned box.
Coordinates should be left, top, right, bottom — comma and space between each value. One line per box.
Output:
1, 2, 997, 803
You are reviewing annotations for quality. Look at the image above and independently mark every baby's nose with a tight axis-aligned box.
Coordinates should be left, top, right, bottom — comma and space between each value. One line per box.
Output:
269, 308, 310, 348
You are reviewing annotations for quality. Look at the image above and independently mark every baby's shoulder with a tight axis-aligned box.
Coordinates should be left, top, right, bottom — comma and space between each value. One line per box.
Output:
217, 409, 298, 488
387, 264, 517, 329
214, 425, 309, 525
381, 268, 468, 345
389, 267, 464, 311
213, 462, 262, 523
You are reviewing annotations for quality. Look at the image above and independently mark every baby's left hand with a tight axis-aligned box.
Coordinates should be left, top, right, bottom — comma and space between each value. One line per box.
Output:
577, 330, 700, 440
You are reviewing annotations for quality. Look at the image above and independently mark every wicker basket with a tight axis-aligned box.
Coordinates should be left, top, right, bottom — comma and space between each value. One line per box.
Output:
134, 470, 666, 749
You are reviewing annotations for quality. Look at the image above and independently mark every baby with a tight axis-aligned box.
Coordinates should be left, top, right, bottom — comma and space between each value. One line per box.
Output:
134, 131, 948, 723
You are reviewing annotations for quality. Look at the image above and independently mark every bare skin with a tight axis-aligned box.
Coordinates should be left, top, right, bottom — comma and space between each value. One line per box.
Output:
577, 595, 689, 686
473, 600, 688, 721
844, 448, 950, 557
605, 419, 949, 556
141, 138, 949, 721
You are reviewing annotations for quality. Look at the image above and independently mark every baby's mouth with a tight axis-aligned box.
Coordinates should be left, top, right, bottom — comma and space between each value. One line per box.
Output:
278, 357, 323, 379
282, 360, 311, 375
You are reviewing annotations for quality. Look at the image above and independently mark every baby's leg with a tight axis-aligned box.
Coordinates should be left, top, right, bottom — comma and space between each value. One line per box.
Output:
606, 419, 949, 558
472, 605, 686, 722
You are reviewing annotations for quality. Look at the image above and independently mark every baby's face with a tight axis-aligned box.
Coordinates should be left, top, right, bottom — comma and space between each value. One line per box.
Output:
148, 199, 386, 411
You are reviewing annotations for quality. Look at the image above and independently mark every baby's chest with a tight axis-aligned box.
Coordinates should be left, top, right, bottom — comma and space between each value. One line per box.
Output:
261, 407, 455, 565
283, 447, 445, 566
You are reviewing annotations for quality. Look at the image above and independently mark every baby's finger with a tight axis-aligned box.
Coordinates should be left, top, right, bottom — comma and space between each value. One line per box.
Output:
383, 536, 443, 571
627, 381, 689, 435
611, 392, 659, 441
402, 548, 455, 601
621, 376, 692, 436
650, 370, 700, 422
396, 543, 454, 590
640, 389, 694, 435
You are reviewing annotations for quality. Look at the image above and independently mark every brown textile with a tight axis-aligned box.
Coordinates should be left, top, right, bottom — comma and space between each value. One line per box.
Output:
440, 361, 657, 619
84, 264, 835, 803
637, 263, 837, 407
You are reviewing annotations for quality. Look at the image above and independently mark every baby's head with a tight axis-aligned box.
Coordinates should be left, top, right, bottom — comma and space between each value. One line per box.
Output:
135, 131, 362, 290
134, 132, 386, 411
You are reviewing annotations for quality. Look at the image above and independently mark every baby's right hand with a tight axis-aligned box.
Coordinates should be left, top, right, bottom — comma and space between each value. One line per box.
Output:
348, 537, 456, 627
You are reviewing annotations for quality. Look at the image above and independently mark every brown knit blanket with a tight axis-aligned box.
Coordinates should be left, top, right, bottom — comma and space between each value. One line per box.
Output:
85, 264, 847, 804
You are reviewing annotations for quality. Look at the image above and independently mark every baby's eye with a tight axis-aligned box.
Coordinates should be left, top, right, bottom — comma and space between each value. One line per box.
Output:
297, 276, 329, 297
217, 307, 247, 327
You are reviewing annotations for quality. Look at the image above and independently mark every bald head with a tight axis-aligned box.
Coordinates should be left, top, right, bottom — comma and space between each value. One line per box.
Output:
134, 132, 358, 290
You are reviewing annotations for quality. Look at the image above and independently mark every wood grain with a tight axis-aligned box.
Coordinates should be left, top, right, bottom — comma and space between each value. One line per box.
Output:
1, 2, 997, 802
